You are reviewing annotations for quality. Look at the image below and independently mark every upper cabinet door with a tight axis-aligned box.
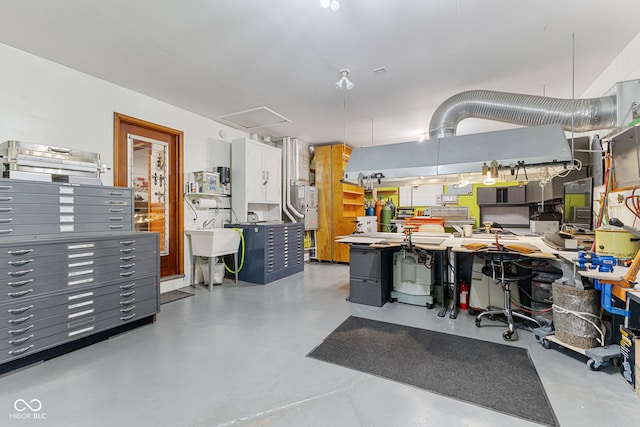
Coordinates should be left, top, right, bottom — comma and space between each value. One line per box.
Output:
245, 142, 264, 203
476, 187, 497, 204
262, 147, 281, 203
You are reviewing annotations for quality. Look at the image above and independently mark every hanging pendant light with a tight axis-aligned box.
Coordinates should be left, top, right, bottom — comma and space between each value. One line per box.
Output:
321, 0, 340, 11
335, 69, 355, 91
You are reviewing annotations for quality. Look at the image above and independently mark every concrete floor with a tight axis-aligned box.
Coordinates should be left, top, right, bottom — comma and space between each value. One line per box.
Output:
0, 262, 637, 426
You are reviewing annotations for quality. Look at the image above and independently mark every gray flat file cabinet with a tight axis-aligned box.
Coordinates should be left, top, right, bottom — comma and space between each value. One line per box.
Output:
349, 244, 396, 307
0, 178, 134, 238
0, 232, 160, 368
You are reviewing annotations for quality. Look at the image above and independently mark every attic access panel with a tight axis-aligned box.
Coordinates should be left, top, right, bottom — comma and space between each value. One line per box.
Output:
216, 106, 291, 130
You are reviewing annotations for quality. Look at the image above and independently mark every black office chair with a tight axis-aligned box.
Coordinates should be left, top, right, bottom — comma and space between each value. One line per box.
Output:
474, 251, 541, 341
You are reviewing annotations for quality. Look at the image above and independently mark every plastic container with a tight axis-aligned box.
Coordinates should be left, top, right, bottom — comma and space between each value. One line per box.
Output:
201, 262, 226, 285
212, 264, 225, 284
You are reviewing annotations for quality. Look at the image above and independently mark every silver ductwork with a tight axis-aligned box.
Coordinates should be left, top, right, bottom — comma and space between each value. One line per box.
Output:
344, 123, 572, 184
344, 80, 640, 187
429, 90, 618, 139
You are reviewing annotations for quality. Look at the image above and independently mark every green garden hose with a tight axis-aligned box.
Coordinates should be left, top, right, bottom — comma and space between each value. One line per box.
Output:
223, 228, 245, 274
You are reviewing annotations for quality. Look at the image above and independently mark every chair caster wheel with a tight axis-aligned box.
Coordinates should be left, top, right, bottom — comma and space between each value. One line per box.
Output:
502, 331, 516, 341
587, 359, 600, 371
541, 338, 550, 349
475, 319, 481, 327
426, 303, 435, 309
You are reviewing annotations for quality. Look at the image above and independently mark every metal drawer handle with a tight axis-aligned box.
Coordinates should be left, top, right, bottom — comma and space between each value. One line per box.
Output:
8, 345, 34, 356
0, 207, 11, 212
9, 334, 34, 345
8, 249, 33, 256
7, 279, 34, 288
8, 289, 33, 298
7, 259, 33, 266
0, 218, 12, 223
119, 263, 135, 269
7, 305, 33, 315
120, 290, 135, 298
0, 197, 12, 202
8, 269, 33, 277
109, 217, 124, 221
109, 200, 125, 205
120, 313, 136, 321
119, 271, 135, 277
109, 225, 124, 229
48, 146, 72, 154
8, 315, 34, 325
109, 191, 124, 196
109, 208, 124, 213
0, 229, 13, 234
119, 283, 135, 290
120, 255, 135, 261
8, 324, 34, 335
0, 185, 12, 190
120, 248, 135, 253
120, 240, 136, 245
120, 306, 136, 313
119, 298, 136, 306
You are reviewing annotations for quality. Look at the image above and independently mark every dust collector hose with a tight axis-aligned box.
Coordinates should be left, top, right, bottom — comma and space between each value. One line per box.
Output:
429, 90, 617, 139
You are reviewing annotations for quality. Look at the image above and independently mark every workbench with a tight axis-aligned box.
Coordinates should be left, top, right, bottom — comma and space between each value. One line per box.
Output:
336, 231, 576, 318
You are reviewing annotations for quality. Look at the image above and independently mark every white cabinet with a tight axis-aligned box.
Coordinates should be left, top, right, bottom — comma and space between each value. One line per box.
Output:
232, 138, 282, 222
262, 147, 281, 203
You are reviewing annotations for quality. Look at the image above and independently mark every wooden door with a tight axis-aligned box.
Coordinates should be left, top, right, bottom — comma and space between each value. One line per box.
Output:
114, 113, 184, 279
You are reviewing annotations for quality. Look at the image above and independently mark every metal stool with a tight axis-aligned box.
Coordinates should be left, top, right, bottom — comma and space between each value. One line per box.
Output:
474, 251, 540, 341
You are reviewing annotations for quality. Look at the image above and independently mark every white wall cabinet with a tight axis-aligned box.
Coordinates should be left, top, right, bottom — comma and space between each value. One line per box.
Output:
232, 138, 282, 222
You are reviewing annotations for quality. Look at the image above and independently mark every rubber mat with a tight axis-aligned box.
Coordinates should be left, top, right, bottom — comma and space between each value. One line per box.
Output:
308, 316, 558, 426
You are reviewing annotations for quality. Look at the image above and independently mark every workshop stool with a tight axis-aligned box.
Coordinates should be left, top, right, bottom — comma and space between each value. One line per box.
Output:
474, 251, 541, 341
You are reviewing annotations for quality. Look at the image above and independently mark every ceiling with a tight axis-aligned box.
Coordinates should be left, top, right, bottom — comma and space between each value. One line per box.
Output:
1, 0, 639, 147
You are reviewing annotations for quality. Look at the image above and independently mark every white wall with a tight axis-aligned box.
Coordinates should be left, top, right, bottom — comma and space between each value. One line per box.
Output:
0, 43, 249, 291
582, 32, 640, 98
580, 32, 640, 229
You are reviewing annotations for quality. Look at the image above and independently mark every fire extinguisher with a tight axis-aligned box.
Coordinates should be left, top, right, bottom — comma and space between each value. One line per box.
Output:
459, 281, 469, 310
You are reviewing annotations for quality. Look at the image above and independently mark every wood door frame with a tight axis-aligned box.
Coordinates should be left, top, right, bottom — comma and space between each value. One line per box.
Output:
113, 113, 185, 278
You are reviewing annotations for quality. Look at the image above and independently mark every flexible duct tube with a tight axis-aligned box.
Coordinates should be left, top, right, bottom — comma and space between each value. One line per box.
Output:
429, 90, 617, 139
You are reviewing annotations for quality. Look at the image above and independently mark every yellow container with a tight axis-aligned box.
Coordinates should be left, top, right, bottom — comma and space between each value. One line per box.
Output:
595, 227, 640, 259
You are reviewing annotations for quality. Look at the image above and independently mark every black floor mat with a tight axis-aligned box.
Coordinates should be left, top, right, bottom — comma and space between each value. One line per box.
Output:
160, 289, 195, 305
308, 316, 558, 426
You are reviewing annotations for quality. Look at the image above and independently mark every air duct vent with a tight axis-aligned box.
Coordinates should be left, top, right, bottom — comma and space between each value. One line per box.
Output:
216, 106, 291, 130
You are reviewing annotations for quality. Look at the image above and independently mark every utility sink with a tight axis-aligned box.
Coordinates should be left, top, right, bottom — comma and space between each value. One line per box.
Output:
185, 228, 242, 257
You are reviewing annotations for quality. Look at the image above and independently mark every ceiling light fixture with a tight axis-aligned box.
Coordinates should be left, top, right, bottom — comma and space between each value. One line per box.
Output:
335, 69, 355, 91
321, 0, 340, 11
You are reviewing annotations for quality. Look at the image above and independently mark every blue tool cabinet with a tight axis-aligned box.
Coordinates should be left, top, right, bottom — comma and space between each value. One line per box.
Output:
227, 222, 304, 284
